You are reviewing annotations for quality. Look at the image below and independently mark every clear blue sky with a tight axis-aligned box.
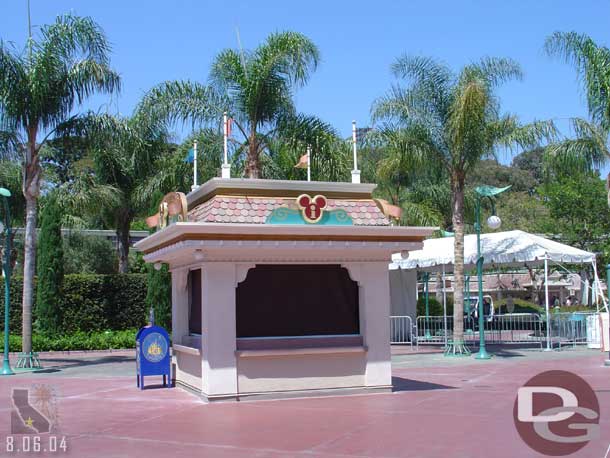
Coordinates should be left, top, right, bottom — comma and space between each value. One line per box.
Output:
1, 1, 608, 151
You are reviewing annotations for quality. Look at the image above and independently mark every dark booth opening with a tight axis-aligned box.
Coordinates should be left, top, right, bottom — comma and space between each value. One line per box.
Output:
188, 269, 202, 335
236, 264, 359, 338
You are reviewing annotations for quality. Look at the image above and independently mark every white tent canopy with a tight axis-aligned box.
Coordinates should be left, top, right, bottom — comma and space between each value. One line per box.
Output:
388, 230, 607, 350
390, 230, 596, 272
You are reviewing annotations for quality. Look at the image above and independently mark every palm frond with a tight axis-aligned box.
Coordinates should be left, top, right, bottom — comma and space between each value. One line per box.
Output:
544, 118, 609, 177
0, 41, 28, 130
29, 14, 120, 131
259, 31, 320, 87
391, 55, 453, 93
545, 31, 610, 129
137, 80, 225, 129
468, 57, 523, 87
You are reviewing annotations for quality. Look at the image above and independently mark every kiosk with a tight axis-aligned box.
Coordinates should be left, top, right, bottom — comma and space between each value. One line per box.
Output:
135, 178, 434, 401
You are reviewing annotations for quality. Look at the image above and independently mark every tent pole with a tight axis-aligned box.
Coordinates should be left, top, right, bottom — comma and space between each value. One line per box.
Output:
443, 265, 447, 347
605, 264, 610, 366
544, 256, 552, 351
424, 272, 430, 338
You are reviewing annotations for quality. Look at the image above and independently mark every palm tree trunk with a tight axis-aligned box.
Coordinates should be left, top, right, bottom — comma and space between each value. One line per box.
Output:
116, 215, 131, 274
450, 176, 467, 353
21, 130, 41, 362
245, 125, 260, 179
22, 197, 37, 357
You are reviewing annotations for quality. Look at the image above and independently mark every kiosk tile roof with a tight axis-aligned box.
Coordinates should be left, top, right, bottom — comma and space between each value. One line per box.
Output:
189, 196, 390, 226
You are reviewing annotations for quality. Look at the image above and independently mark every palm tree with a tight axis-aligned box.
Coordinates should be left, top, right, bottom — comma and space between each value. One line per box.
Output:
362, 125, 460, 227
56, 112, 171, 273
544, 33, 610, 182
372, 56, 553, 354
138, 31, 323, 178
0, 14, 119, 364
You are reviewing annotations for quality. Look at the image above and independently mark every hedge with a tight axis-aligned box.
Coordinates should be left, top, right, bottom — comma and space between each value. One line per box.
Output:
0, 329, 137, 352
0, 274, 148, 335
417, 296, 454, 316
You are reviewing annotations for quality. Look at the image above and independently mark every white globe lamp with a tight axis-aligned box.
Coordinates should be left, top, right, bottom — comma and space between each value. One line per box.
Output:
486, 215, 502, 230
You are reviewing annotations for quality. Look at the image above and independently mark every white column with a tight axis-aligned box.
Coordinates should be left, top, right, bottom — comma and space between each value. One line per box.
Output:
191, 140, 198, 191
221, 112, 231, 179
307, 145, 311, 182
346, 262, 392, 388
201, 263, 238, 399
351, 120, 361, 184
170, 267, 189, 346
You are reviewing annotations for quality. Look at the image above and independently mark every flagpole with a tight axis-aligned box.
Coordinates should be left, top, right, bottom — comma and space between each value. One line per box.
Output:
351, 120, 361, 184
191, 140, 198, 191
307, 145, 311, 182
222, 112, 231, 179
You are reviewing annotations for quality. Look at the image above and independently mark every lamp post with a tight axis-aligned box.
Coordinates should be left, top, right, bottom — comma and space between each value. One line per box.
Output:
474, 185, 510, 360
0, 187, 14, 375
423, 272, 431, 338
605, 264, 610, 366
465, 274, 473, 334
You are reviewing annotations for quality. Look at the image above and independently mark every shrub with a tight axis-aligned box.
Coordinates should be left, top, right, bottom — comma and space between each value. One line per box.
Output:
0, 329, 137, 352
417, 296, 454, 316
495, 298, 543, 314
0, 274, 148, 336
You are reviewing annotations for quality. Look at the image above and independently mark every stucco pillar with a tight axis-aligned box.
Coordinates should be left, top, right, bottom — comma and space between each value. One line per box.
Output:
170, 267, 189, 345
201, 262, 238, 400
345, 262, 392, 389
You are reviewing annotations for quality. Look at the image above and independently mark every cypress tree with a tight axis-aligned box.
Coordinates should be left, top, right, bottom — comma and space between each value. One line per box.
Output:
36, 197, 64, 335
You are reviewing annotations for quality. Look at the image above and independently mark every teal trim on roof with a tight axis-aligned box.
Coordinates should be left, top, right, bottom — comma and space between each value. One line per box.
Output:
266, 207, 353, 225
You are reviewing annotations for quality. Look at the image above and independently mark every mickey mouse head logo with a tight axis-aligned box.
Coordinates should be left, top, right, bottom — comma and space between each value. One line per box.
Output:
297, 194, 327, 223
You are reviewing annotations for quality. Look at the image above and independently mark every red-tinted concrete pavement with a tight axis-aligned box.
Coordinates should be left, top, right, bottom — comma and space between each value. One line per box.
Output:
0, 348, 608, 458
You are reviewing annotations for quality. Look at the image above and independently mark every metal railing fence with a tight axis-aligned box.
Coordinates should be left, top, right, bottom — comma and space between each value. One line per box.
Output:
390, 315, 415, 347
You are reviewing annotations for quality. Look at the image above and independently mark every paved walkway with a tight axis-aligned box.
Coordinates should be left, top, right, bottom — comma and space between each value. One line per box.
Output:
0, 347, 608, 457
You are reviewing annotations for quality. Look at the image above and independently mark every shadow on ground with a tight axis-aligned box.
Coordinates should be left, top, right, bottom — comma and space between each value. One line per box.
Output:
392, 376, 456, 392
27, 355, 135, 374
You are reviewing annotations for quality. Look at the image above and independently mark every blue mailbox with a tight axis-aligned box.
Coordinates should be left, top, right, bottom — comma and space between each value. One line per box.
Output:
136, 325, 171, 389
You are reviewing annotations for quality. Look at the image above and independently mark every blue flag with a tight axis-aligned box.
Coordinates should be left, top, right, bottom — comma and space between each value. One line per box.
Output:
185, 148, 195, 163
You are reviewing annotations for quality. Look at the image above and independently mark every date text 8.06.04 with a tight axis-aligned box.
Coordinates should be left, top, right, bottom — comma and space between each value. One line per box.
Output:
5, 435, 68, 453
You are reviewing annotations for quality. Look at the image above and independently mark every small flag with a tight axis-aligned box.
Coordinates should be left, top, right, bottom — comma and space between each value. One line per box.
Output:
294, 153, 308, 169
185, 148, 194, 163
226, 118, 233, 137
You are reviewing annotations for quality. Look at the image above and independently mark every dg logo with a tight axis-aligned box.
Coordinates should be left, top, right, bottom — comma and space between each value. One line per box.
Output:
513, 370, 600, 456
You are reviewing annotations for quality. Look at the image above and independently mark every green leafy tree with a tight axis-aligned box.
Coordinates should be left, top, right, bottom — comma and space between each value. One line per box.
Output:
0, 160, 25, 271
372, 55, 553, 353
511, 148, 545, 186
493, 191, 553, 233
0, 14, 119, 361
539, 173, 610, 257
146, 263, 171, 331
138, 31, 344, 179
63, 232, 117, 274
36, 197, 64, 335
467, 159, 536, 193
